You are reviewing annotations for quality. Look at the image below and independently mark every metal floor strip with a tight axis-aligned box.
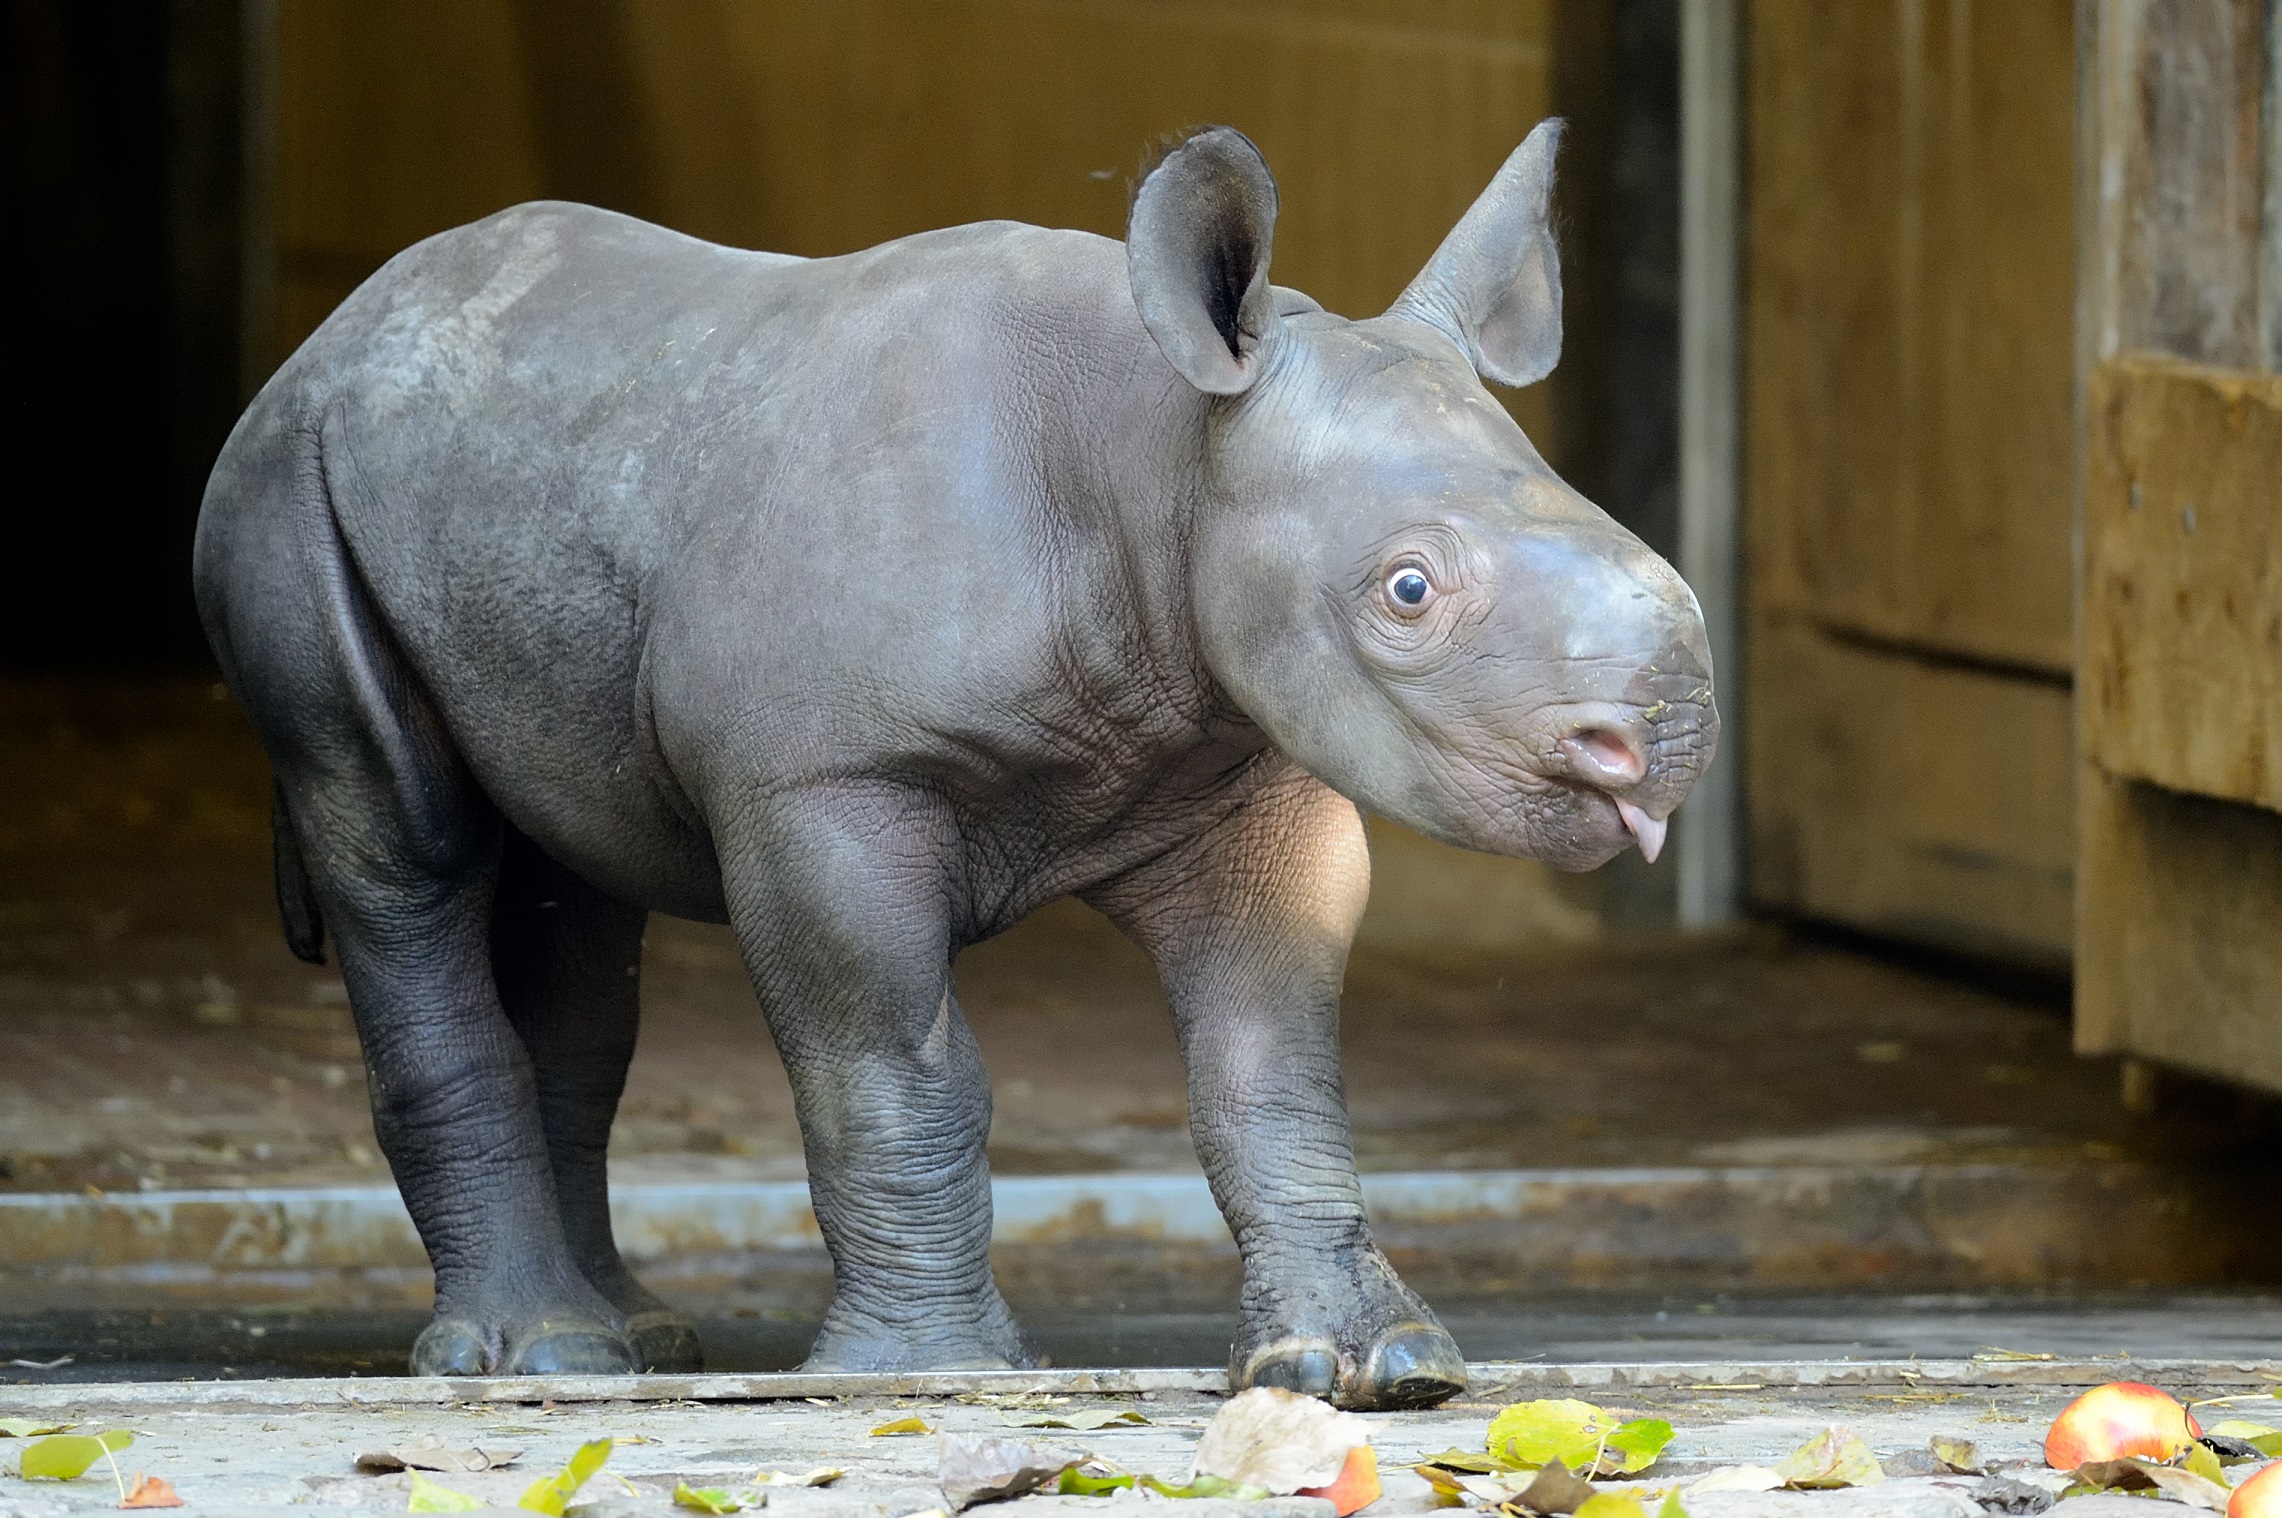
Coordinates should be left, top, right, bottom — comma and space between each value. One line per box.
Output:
7, 1357, 2278, 1409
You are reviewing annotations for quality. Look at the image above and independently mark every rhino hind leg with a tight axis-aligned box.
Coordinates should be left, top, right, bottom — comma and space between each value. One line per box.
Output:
491, 827, 703, 1373
204, 459, 638, 1378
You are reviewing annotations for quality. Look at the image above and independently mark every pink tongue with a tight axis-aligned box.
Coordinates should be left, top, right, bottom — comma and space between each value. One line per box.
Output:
1616, 800, 1668, 863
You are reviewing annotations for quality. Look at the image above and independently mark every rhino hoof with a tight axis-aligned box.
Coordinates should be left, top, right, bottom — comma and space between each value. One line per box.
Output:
410, 1318, 495, 1376
1236, 1341, 1340, 1399
625, 1309, 704, 1373
1357, 1323, 1466, 1409
410, 1314, 640, 1376
508, 1322, 640, 1375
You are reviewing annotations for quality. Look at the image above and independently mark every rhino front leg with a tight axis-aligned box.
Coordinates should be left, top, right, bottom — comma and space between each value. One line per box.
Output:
720, 790, 1033, 1371
1088, 761, 1465, 1410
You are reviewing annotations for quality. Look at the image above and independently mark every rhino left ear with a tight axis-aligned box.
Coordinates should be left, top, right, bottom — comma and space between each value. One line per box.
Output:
1128, 127, 1280, 396
1389, 118, 1564, 388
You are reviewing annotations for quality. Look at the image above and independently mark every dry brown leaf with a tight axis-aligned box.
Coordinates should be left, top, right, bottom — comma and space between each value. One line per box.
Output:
938, 1433, 1083, 1511
2140, 1465, 2233, 1512
356, 1433, 522, 1474
1775, 1427, 1885, 1489
1190, 1386, 1372, 1495
1509, 1460, 1599, 1515
1930, 1436, 1982, 1475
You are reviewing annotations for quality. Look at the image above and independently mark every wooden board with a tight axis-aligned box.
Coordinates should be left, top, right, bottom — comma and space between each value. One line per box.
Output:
2075, 768, 2282, 1089
2084, 352, 2282, 812
1747, 0, 2077, 675
1749, 616, 2074, 965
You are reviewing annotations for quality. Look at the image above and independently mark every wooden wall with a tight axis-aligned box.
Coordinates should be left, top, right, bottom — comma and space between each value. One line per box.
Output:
271, 1, 1561, 445
1745, 0, 2080, 963
266, 0, 1628, 944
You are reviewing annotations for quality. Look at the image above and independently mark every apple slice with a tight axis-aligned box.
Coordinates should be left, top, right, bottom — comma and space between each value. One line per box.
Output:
1298, 1445, 1381, 1516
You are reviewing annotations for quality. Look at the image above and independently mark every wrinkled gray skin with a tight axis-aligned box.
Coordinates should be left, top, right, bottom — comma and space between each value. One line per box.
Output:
193, 120, 1716, 1409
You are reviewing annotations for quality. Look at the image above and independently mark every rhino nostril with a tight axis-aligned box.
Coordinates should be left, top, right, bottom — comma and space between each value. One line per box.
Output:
1562, 727, 1646, 786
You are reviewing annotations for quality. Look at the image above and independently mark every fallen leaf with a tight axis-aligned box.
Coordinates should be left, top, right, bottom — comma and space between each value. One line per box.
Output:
1417, 1450, 1510, 1476
1601, 1420, 1676, 1476
356, 1434, 522, 1474
1930, 1436, 1982, 1474
757, 1466, 843, 1486
1967, 1475, 2054, 1516
2207, 1421, 2282, 1459
939, 1432, 1083, 1510
673, 1482, 749, 1513
1508, 1458, 1599, 1514
871, 1416, 934, 1437
21, 1429, 133, 1481
407, 1470, 486, 1512
1572, 1493, 1649, 1518
1487, 1401, 1612, 1474
1411, 1464, 1468, 1508
1656, 1493, 1691, 1518
0, 1420, 72, 1438
119, 1473, 185, 1509
1059, 1468, 1136, 1497
1775, 1427, 1884, 1489
1190, 1387, 1373, 1495
1011, 1409, 1151, 1431
1475, 1402, 1673, 1478
2184, 1443, 2230, 1486
2142, 1464, 2233, 1511
1141, 1474, 1271, 1501
2067, 1458, 2157, 1494
1685, 1466, 1782, 1495
517, 1436, 612, 1515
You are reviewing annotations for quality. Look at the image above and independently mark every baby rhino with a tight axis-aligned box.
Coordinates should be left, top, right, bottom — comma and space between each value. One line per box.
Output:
194, 120, 1717, 1409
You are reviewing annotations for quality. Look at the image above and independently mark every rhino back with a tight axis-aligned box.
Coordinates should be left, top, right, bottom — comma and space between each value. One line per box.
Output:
272, 201, 1187, 916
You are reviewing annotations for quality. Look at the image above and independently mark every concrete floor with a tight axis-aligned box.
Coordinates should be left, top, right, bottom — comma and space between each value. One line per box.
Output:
4, 677, 2282, 1390
0, 1361, 2266, 1515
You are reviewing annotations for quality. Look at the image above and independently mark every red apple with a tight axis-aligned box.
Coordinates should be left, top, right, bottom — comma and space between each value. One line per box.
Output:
2044, 1382, 2202, 1468
1298, 1445, 1381, 1515
2229, 1458, 2282, 1518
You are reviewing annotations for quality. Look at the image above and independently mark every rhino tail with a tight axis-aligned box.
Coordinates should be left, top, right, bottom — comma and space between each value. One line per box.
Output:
271, 778, 328, 965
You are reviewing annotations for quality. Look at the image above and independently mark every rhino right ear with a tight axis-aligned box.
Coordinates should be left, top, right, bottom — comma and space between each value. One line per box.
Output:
1128, 127, 1280, 396
1388, 119, 1564, 388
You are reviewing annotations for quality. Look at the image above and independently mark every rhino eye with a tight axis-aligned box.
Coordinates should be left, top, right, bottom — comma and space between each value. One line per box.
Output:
1388, 567, 1433, 609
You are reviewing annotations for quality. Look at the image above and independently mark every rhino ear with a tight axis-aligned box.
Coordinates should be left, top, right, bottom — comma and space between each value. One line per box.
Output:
1389, 118, 1564, 387
1128, 127, 1280, 396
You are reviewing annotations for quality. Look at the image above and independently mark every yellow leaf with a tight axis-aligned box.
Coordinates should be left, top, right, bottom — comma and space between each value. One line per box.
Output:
517, 1437, 613, 1514
407, 1471, 485, 1511
870, 1417, 934, 1437
1573, 1493, 1649, 1518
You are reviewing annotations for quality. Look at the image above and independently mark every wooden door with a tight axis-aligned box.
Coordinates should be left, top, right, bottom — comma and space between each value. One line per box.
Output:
2076, 0, 2282, 1093
1744, 0, 2080, 964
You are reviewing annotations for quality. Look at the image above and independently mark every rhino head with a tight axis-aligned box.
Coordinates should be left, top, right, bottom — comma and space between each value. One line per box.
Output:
1128, 121, 1717, 870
